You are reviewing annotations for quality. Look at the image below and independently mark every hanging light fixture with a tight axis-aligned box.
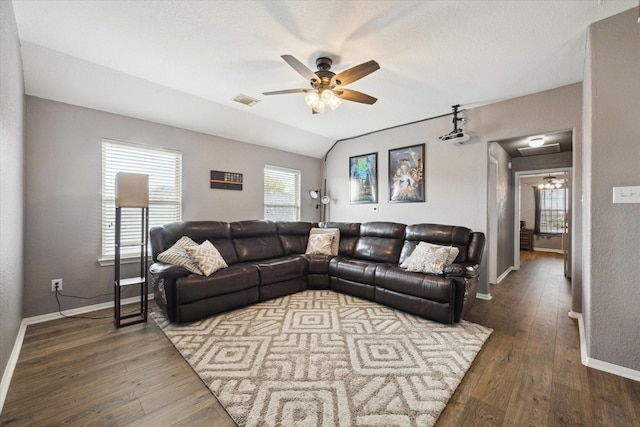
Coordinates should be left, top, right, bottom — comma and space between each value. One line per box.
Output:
538, 175, 564, 189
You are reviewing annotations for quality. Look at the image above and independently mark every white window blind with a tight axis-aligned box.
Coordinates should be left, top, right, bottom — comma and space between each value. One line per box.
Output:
264, 165, 301, 221
102, 139, 182, 259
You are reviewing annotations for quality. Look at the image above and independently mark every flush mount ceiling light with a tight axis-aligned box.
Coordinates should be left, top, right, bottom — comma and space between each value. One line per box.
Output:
529, 137, 545, 148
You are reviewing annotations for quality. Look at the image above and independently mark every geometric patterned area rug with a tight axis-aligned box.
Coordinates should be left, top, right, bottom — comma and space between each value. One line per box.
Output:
152, 290, 492, 427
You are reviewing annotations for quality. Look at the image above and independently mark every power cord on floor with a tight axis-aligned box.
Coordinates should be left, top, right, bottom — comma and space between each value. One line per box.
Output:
54, 286, 134, 320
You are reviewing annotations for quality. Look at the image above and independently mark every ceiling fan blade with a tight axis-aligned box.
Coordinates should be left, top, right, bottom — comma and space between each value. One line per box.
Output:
262, 88, 308, 95
333, 60, 380, 85
281, 55, 319, 82
336, 89, 377, 105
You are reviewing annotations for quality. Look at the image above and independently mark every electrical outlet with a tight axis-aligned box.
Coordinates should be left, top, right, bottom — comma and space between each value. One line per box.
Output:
51, 279, 63, 292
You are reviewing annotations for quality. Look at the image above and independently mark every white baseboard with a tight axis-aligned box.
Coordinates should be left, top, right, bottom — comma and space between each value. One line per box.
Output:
496, 267, 514, 284
570, 311, 640, 382
533, 247, 564, 254
1, 294, 154, 414
22, 293, 154, 325
0, 321, 27, 415
476, 292, 492, 300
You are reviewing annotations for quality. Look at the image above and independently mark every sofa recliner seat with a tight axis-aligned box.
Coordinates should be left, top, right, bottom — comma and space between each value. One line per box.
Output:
149, 219, 485, 325
328, 222, 406, 300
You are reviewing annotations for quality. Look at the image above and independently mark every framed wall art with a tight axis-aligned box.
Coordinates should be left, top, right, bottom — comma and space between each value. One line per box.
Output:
210, 170, 243, 190
349, 152, 378, 204
388, 143, 425, 202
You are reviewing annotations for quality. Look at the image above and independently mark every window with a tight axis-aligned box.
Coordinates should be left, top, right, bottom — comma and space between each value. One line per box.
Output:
534, 188, 566, 234
264, 165, 300, 221
102, 139, 182, 260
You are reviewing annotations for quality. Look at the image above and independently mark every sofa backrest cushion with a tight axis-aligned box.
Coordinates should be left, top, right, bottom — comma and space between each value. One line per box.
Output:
150, 221, 238, 264
320, 222, 361, 257
277, 221, 315, 255
230, 220, 284, 262
467, 232, 485, 265
400, 223, 472, 265
354, 222, 406, 263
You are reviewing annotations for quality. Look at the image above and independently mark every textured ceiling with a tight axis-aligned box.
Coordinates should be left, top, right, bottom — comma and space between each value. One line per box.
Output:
12, 0, 638, 158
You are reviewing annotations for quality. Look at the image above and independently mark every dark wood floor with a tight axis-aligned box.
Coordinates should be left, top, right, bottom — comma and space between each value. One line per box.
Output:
2, 251, 639, 426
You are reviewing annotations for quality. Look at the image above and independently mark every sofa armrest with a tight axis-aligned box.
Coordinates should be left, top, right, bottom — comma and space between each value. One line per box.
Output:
149, 262, 191, 279
443, 262, 479, 279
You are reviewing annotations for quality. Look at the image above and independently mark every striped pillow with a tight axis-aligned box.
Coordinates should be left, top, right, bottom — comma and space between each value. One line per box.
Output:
157, 236, 203, 275
187, 240, 228, 276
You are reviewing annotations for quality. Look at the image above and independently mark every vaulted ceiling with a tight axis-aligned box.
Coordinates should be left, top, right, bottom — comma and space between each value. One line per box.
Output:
12, 0, 637, 158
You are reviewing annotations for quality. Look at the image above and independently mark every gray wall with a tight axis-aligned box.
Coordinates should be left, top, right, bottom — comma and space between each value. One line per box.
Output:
0, 0, 25, 390
488, 142, 513, 280
324, 112, 490, 292
583, 8, 640, 371
477, 84, 583, 301
23, 97, 323, 317
324, 83, 582, 297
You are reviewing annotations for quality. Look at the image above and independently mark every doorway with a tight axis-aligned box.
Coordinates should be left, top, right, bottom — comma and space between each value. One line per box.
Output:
487, 129, 574, 284
514, 168, 572, 277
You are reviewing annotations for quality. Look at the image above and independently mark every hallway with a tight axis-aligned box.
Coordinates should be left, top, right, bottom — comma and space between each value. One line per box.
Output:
437, 251, 640, 426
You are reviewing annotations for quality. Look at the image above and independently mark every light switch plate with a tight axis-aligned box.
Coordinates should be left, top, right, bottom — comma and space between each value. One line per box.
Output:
613, 186, 640, 204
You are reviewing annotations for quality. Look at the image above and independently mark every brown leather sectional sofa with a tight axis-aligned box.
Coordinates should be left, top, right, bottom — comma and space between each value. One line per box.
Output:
149, 220, 485, 325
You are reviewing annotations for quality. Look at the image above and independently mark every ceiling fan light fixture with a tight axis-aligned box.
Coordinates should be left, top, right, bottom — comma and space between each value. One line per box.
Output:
305, 92, 319, 108
321, 89, 333, 102
537, 174, 565, 190
529, 137, 545, 148
312, 101, 325, 113
327, 94, 342, 111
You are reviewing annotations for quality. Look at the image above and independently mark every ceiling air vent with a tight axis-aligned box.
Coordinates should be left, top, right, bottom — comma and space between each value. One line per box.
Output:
517, 143, 561, 157
233, 94, 260, 107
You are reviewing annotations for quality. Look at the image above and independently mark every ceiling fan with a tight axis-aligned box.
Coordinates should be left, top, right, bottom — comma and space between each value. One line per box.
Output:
538, 174, 566, 189
263, 55, 380, 113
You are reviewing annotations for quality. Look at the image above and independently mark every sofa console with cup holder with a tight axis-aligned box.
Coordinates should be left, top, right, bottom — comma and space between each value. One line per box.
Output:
149, 220, 484, 325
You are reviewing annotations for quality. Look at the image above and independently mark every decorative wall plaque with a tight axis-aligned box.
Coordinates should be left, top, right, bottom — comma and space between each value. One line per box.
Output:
210, 170, 243, 190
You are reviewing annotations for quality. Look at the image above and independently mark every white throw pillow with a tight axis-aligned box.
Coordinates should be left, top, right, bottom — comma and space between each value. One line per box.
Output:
403, 244, 451, 274
157, 236, 203, 275
305, 233, 334, 255
401, 242, 459, 268
187, 240, 228, 276
309, 227, 340, 255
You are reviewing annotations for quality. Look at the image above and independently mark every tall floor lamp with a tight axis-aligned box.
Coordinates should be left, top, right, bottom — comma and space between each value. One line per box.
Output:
114, 172, 149, 327
309, 189, 331, 223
